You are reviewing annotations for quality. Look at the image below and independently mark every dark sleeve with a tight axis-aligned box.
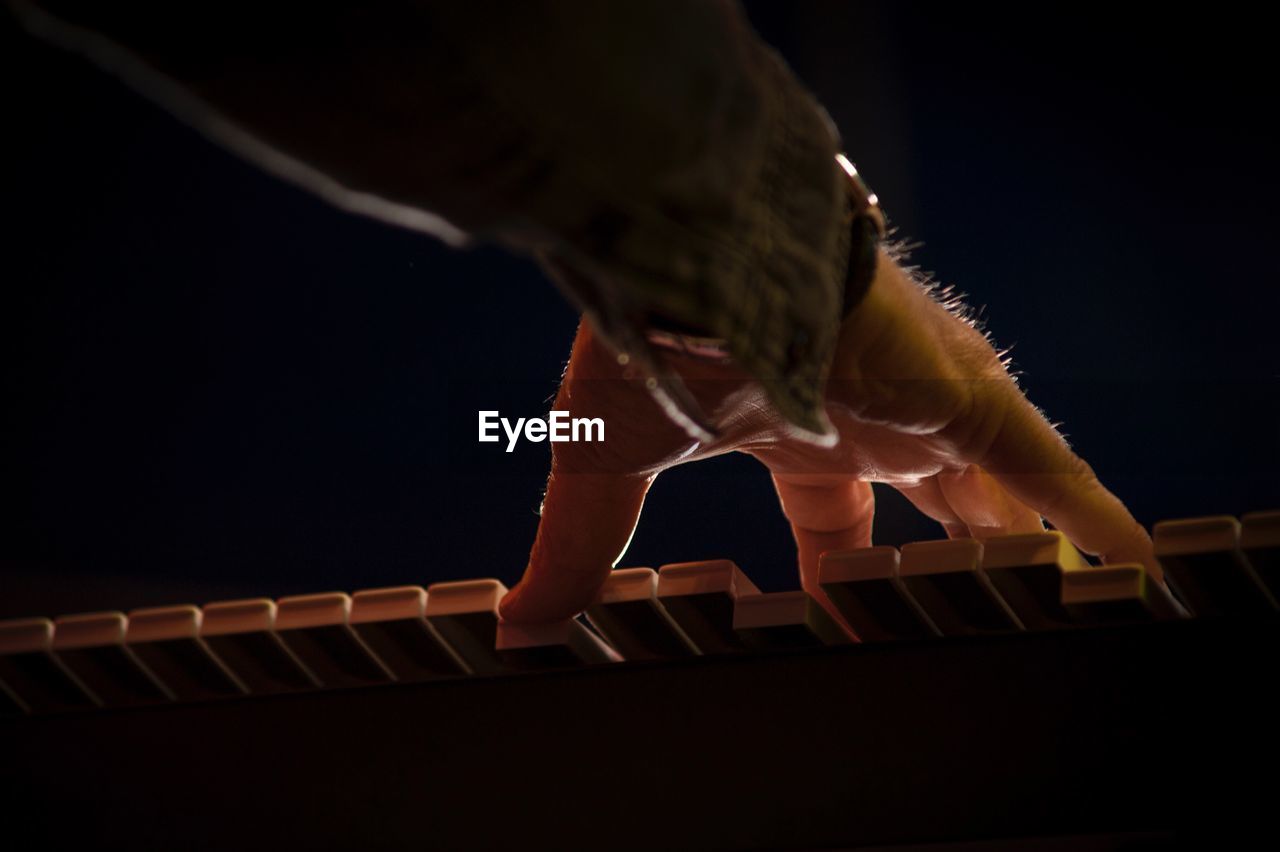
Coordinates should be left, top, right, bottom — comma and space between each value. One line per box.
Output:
12, 0, 854, 442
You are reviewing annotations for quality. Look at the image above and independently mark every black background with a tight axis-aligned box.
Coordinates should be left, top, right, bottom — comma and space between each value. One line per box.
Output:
2, 3, 1277, 618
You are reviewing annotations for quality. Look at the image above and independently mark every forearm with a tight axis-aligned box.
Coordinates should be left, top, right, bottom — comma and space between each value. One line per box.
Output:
14, 0, 854, 439
11, 1, 779, 245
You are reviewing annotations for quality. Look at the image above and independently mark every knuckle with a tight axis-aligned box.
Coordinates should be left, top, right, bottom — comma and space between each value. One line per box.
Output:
941, 375, 1005, 462
1036, 465, 1093, 520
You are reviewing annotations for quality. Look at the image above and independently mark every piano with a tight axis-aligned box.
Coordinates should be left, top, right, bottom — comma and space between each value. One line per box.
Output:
2, 512, 1277, 850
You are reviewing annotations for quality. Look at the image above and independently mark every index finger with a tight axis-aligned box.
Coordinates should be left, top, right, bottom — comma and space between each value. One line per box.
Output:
498, 321, 692, 623
961, 379, 1160, 581
498, 465, 654, 623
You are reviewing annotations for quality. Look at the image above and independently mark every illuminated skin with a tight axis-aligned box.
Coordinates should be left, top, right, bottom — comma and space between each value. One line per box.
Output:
10, 4, 1157, 624
9, 3, 1164, 630
499, 247, 1162, 623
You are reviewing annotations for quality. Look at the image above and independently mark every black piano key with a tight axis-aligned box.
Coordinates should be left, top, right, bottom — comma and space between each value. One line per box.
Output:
0, 618, 97, 713
818, 547, 938, 641
656, 560, 759, 655
1155, 516, 1277, 616
981, 532, 1087, 631
496, 619, 621, 670
275, 593, 395, 688
349, 586, 469, 679
53, 612, 172, 706
200, 599, 319, 694
584, 568, 698, 660
732, 591, 853, 650
424, 579, 508, 676
1241, 510, 1280, 600
125, 606, 246, 701
1062, 564, 1186, 624
899, 540, 1023, 635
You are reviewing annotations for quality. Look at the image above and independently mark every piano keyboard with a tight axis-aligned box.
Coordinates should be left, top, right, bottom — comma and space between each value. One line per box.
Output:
2, 514, 1271, 716
4, 510, 1277, 850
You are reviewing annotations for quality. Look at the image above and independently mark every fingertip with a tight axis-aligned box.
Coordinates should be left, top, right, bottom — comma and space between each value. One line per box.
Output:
496, 569, 604, 623
1095, 521, 1162, 583
496, 584, 522, 621
497, 580, 562, 624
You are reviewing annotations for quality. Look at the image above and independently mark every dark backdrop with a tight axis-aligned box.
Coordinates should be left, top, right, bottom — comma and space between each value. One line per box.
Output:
2, 3, 1277, 618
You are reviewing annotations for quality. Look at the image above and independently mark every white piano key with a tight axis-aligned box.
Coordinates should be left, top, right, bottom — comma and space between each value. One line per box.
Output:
274, 593, 395, 687
1241, 510, 1280, 600
818, 547, 937, 641
200, 598, 319, 693
732, 591, 854, 650
0, 617, 96, 713
656, 560, 760, 654
0, 678, 25, 716
1155, 516, 1276, 615
125, 605, 246, 700
495, 619, 622, 669
349, 586, 469, 679
53, 612, 172, 705
424, 579, 508, 675
584, 568, 698, 660
898, 539, 1022, 635
981, 531, 1090, 630
1061, 564, 1186, 623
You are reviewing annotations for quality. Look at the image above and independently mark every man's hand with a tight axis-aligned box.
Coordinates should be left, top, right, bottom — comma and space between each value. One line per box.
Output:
498, 249, 1158, 623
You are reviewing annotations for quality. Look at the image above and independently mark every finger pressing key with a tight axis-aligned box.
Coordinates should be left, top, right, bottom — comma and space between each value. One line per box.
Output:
962, 382, 1158, 580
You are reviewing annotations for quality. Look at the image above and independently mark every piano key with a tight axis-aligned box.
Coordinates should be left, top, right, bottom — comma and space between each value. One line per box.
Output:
818, 547, 938, 641
732, 591, 854, 650
125, 605, 246, 700
1241, 510, 1280, 599
656, 560, 760, 655
495, 618, 622, 669
584, 568, 699, 660
200, 598, 319, 693
1061, 563, 1186, 624
53, 612, 172, 706
0, 678, 25, 716
424, 579, 508, 676
980, 531, 1089, 630
1154, 516, 1277, 615
274, 593, 395, 688
0, 617, 97, 713
898, 539, 1023, 635
349, 586, 469, 679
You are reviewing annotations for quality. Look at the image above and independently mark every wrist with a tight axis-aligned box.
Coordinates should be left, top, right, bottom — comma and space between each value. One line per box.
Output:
835, 154, 887, 319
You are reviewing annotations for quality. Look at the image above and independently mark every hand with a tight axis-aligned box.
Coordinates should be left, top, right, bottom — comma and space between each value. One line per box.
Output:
498, 248, 1159, 623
